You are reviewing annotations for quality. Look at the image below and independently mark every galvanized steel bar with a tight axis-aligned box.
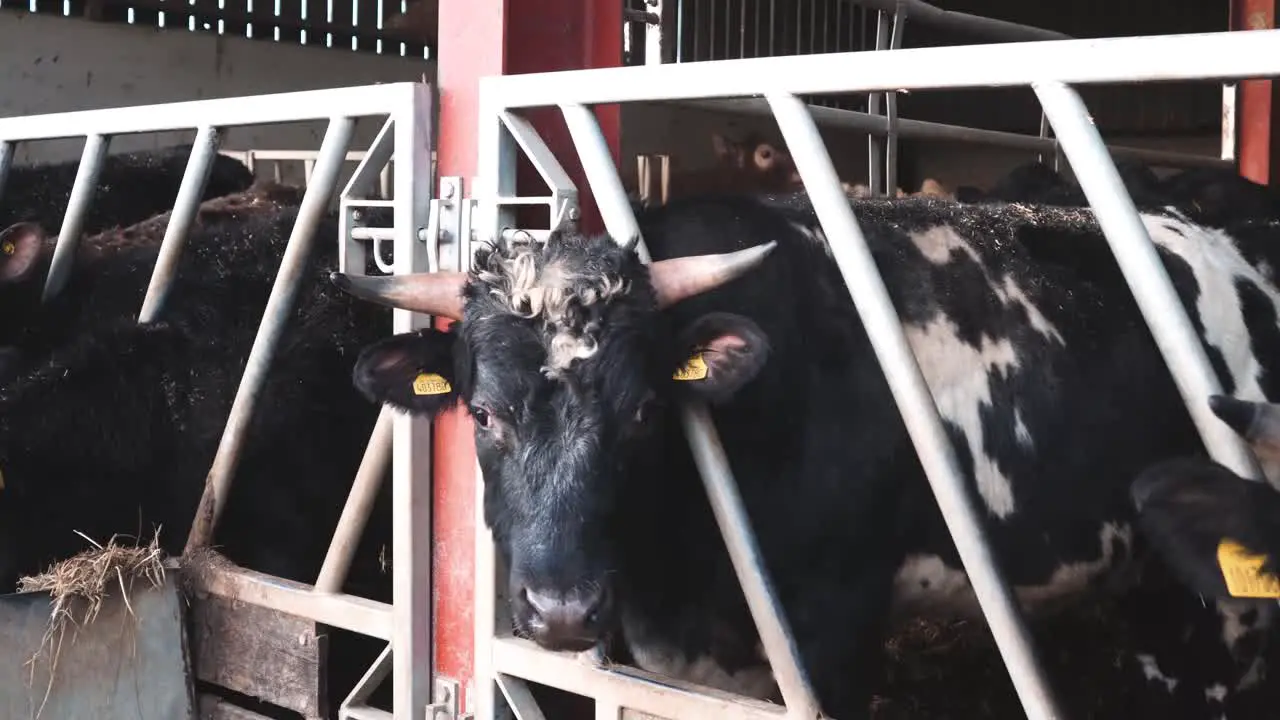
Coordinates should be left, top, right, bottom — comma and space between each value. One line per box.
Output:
184, 116, 356, 553
563, 99, 823, 716
389, 83, 436, 720
496, 674, 550, 720
768, 91, 1063, 720
43, 133, 110, 303
138, 125, 221, 324
315, 407, 395, 593
866, 10, 890, 195
0, 141, 15, 200
884, 10, 907, 196
671, 97, 1229, 170
1035, 80, 1264, 483
0, 84, 413, 141
681, 404, 823, 718
484, 29, 1280, 107
559, 104, 645, 255
342, 119, 398, 200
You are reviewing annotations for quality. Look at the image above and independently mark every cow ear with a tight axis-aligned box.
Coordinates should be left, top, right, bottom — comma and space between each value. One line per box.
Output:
1132, 458, 1280, 601
0, 222, 45, 285
353, 329, 460, 416
668, 312, 769, 404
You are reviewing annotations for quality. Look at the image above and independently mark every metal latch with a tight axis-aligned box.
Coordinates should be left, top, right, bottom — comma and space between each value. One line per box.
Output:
427, 677, 472, 720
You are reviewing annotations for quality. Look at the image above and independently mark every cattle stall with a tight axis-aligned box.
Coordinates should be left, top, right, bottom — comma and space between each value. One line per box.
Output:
452, 23, 1280, 720
0, 3, 1277, 720
0, 86, 436, 719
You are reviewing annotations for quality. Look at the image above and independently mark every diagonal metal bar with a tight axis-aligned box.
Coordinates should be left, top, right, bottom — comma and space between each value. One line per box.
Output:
1034, 80, 1263, 483
768, 91, 1063, 720
43, 133, 111, 303
184, 116, 357, 553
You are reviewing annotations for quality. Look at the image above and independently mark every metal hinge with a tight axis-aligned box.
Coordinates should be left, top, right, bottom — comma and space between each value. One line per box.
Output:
427, 677, 472, 720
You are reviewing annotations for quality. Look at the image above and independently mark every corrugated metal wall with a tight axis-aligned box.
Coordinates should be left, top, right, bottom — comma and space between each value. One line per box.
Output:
1, 0, 432, 58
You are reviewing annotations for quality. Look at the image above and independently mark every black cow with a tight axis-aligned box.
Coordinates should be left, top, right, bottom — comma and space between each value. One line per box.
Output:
0, 198, 396, 718
956, 159, 1280, 231
0, 180, 306, 379
0, 145, 254, 237
332, 193, 1280, 719
1131, 395, 1280, 718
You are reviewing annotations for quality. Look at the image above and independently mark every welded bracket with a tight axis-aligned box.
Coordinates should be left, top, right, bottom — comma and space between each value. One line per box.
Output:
427, 676, 472, 720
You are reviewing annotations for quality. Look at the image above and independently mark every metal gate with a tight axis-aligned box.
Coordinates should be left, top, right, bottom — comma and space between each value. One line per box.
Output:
0, 82, 440, 719
464, 28, 1280, 720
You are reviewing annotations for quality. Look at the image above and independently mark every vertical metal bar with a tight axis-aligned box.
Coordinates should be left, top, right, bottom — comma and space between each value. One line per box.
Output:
676, 0, 685, 62
866, 11, 889, 195
738, 0, 746, 58
390, 83, 436, 719
137, 125, 220, 324
559, 104, 647, 259
768, 91, 1063, 720
681, 404, 823, 717
315, 406, 395, 593
884, 10, 906, 196
645, 0, 665, 65
1222, 82, 1238, 162
43, 133, 110, 303
0, 141, 16, 201
1035, 80, 1264, 483
183, 116, 355, 552
473, 95, 516, 720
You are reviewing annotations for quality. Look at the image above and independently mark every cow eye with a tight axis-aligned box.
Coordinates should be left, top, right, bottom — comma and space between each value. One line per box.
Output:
470, 406, 491, 428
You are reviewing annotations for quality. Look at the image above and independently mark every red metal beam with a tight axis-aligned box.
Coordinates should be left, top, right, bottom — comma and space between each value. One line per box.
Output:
1231, 0, 1275, 184
433, 0, 622, 709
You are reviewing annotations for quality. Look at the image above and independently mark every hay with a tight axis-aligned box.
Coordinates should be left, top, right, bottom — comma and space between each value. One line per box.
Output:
17, 530, 167, 719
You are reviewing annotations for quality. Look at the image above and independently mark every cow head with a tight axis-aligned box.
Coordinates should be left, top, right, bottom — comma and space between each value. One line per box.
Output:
331, 228, 775, 651
0, 222, 50, 347
1131, 396, 1280, 600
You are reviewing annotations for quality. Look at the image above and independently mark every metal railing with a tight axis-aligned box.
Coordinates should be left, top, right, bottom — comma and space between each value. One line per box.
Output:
625, 1, 1227, 198
0, 82, 437, 720
474, 28, 1279, 719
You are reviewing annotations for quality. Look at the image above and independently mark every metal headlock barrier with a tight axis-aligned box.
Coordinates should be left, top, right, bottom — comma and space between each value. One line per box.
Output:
472, 29, 1278, 720
627, 0, 1229, 199
0, 82, 444, 720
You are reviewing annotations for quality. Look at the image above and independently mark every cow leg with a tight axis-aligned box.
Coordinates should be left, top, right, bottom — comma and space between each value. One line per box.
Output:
1119, 564, 1274, 719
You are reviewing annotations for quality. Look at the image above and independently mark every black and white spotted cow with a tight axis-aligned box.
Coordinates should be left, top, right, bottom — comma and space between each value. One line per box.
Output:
331, 193, 1280, 719
1132, 395, 1280, 718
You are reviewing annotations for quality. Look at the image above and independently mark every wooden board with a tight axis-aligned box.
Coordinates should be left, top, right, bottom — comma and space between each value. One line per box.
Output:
188, 592, 327, 719
0, 575, 196, 720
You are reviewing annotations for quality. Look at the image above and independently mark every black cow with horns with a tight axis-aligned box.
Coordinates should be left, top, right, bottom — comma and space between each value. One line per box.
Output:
332, 192, 1280, 719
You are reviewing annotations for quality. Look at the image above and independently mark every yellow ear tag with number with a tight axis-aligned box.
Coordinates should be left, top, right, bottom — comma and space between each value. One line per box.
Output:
672, 353, 709, 382
1, 240, 15, 256
412, 373, 452, 396
1217, 539, 1280, 598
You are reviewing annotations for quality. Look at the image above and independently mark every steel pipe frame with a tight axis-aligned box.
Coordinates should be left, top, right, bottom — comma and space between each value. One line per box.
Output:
43, 133, 110, 303
0, 83, 436, 720
477, 30, 1280, 719
483, 29, 1280, 107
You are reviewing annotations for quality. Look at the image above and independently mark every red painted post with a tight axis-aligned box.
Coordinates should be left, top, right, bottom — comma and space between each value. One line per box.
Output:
433, 0, 623, 708
1231, 0, 1275, 184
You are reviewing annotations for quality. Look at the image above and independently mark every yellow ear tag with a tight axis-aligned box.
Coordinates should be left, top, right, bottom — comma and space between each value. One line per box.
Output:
672, 353, 709, 382
1217, 539, 1280, 599
412, 373, 452, 396
1, 240, 15, 256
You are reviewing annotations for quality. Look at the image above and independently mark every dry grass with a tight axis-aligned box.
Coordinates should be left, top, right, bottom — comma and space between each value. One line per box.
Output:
17, 530, 167, 719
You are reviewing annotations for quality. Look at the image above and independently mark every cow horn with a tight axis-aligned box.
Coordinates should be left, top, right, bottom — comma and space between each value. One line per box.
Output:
329, 271, 467, 320
649, 241, 778, 309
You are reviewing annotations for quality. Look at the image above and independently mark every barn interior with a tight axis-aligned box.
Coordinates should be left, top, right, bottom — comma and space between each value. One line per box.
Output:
0, 0, 1275, 719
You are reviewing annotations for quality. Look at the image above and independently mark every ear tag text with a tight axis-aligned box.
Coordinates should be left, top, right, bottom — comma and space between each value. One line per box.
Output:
1217, 539, 1280, 598
413, 373, 452, 396
672, 353, 708, 382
